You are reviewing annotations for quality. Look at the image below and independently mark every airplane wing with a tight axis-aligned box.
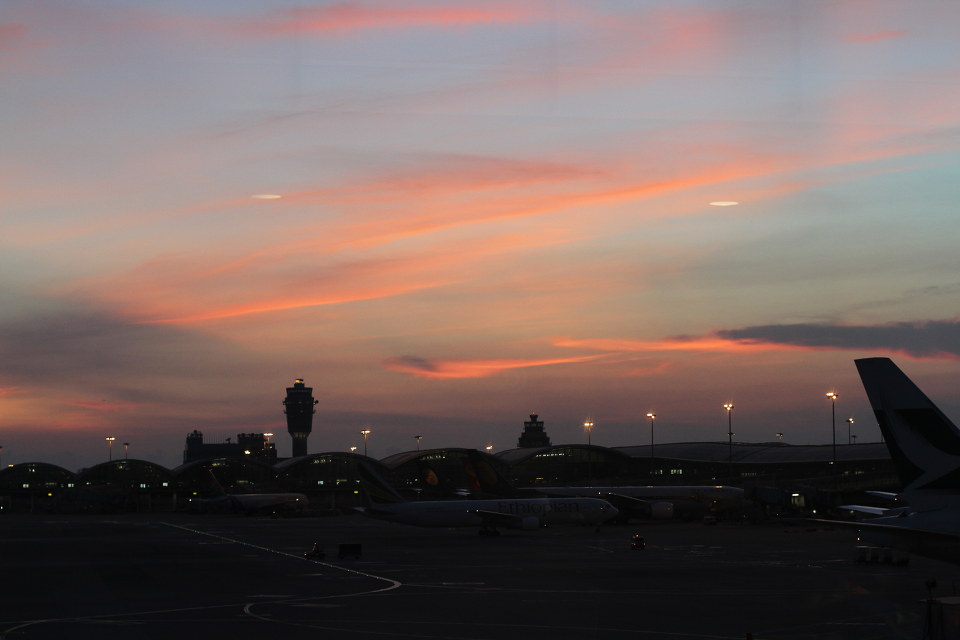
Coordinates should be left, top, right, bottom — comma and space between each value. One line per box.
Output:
837, 504, 910, 517
602, 492, 651, 506
866, 491, 900, 501
471, 508, 527, 528
817, 516, 960, 541
598, 492, 674, 520
470, 508, 544, 530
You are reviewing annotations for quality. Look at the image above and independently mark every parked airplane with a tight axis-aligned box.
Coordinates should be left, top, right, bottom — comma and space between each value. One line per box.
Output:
538, 485, 745, 521
356, 463, 619, 535
188, 470, 308, 516
839, 357, 960, 563
456, 448, 743, 521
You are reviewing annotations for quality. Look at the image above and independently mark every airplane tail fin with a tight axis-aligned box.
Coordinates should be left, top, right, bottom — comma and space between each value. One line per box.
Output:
415, 459, 464, 498
855, 357, 960, 494
461, 450, 525, 498
357, 462, 407, 508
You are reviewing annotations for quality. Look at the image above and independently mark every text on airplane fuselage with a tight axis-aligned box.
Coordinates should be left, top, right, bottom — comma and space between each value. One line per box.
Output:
496, 501, 581, 514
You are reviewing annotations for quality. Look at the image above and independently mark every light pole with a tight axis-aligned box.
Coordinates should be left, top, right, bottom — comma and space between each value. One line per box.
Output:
646, 413, 656, 472
847, 417, 854, 445
826, 392, 838, 464
583, 420, 594, 445
723, 404, 734, 467
415, 435, 422, 451
105, 436, 116, 462
123, 442, 129, 460
360, 429, 371, 456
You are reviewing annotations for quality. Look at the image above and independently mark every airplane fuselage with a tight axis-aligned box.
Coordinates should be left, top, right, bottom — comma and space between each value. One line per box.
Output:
364, 496, 617, 529
540, 485, 744, 502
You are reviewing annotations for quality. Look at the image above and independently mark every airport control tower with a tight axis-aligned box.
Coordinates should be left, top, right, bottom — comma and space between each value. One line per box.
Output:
283, 378, 318, 457
517, 413, 552, 448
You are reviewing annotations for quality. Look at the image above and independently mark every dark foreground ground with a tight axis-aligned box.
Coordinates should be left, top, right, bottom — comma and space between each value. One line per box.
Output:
1, 513, 955, 639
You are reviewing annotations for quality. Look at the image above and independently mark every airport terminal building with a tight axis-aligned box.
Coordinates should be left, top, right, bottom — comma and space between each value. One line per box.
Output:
0, 438, 895, 517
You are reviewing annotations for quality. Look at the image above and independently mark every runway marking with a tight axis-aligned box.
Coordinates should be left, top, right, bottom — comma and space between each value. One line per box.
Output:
0, 522, 403, 640
161, 521, 402, 589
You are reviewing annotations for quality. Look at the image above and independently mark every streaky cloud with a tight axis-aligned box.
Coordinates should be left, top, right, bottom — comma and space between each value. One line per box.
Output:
384, 353, 602, 379
250, 3, 544, 36
386, 355, 438, 373
715, 320, 960, 359
553, 335, 776, 354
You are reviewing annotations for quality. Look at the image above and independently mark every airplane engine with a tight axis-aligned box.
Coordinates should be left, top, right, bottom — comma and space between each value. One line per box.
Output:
520, 516, 540, 530
650, 501, 674, 519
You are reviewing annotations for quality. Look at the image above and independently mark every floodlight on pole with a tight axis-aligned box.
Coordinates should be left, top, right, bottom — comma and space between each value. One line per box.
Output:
646, 413, 656, 471
723, 404, 734, 466
826, 392, 838, 463
360, 429, 371, 456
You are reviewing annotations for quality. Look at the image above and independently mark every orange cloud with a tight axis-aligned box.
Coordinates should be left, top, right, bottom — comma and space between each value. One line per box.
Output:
845, 30, 906, 43
145, 280, 447, 325
0, 385, 26, 398
552, 335, 803, 355
384, 353, 604, 379
248, 3, 545, 36
0, 23, 27, 53
71, 224, 578, 325
65, 398, 150, 412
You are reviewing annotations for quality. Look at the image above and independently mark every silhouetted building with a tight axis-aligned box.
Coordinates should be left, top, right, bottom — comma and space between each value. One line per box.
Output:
517, 413, 552, 448
182, 430, 277, 464
283, 378, 317, 457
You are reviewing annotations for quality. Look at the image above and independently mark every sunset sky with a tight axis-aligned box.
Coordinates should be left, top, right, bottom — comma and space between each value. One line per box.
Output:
3, 1, 960, 471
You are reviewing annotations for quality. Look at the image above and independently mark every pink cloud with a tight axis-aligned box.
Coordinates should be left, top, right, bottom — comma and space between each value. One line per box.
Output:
552, 335, 788, 354
143, 280, 447, 325
65, 398, 150, 412
845, 30, 906, 43
55, 127, 929, 328
247, 3, 545, 36
0, 385, 27, 398
66, 225, 579, 325
0, 23, 27, 52
384, 353, 603, 379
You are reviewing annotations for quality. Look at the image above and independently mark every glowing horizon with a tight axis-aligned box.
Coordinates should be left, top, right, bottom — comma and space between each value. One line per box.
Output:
3, 1, 960, 470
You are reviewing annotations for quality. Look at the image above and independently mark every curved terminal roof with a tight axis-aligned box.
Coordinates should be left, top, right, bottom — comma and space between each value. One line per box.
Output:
380, 447, 505, 470
0, 462, 77, 491
378, 448, 511, 498
173, 456, 275, 477
274, 451, 383, 474
78, 459, 174, 488
609, 441, 890, 464
496, 444, 634, 466
174, 457, 278, 493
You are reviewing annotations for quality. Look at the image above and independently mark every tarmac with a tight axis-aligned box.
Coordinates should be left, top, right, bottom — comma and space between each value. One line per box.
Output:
1, 512, 954, 639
